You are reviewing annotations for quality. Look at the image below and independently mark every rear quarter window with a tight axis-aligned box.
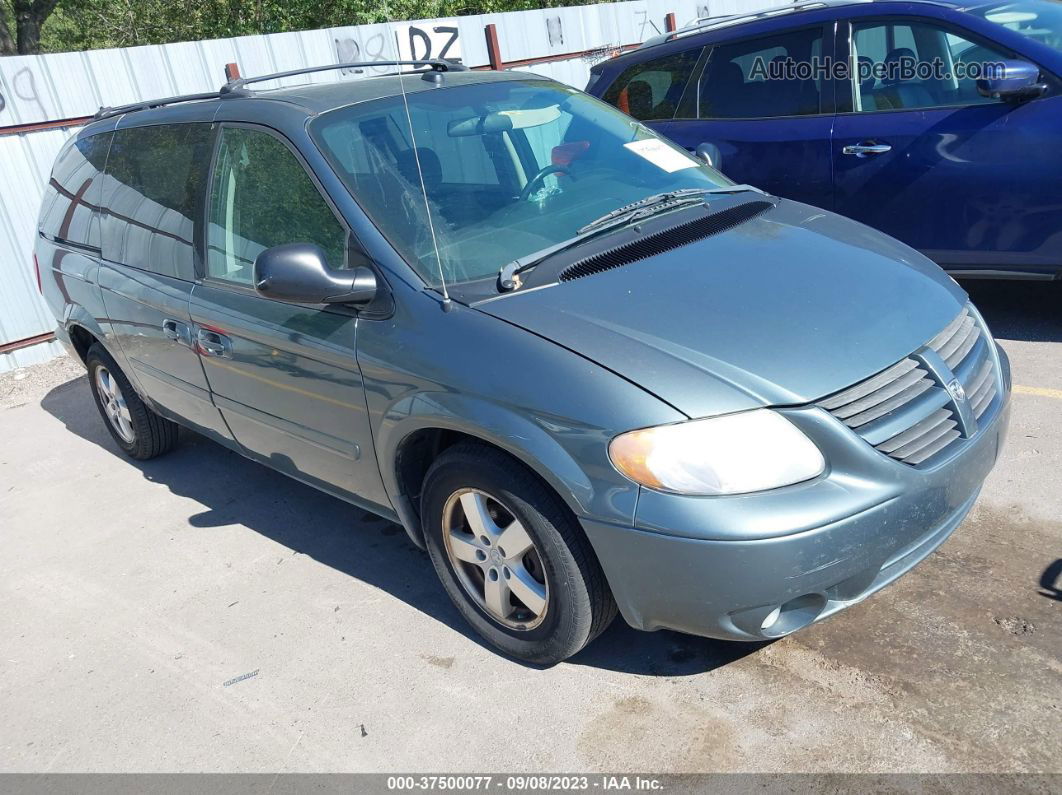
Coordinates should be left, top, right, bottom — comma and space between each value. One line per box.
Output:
601, 49, 702, 121
697, 26, 825, 118
100, 123, 214, 280
38, 133, 111, 250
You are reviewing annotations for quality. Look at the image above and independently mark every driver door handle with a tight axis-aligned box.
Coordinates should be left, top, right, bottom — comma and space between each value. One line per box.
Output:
843, 142, 892, 157
161, 318, 191, 346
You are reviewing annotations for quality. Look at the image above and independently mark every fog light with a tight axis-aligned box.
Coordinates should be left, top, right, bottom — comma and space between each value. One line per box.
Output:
760, 606, 782, 630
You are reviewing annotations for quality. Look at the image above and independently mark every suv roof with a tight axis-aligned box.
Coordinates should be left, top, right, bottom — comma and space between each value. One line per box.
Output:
638, 0, 967, 51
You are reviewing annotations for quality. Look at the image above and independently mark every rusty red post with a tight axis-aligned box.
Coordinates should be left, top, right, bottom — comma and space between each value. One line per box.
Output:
484, 23, 503, 70
665, 12, 678, 32
224, 62, 242, 81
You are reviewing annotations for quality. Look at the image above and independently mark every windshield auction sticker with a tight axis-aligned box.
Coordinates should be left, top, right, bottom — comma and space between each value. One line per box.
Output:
623, 139, 698, 173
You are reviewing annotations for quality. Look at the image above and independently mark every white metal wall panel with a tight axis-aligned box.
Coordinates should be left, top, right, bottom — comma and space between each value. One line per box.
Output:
518, 60, 594, 92
0, 126, 82, 371
0, 0, 788, 371
0, 2, 727, 125
0, 338, 66, 371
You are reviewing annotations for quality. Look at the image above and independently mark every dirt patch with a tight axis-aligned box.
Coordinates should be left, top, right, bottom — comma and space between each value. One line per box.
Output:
577, 693, 742, 772
421, 654, 455, 670
0, 355, 84, 410
993, 616, 1036, 636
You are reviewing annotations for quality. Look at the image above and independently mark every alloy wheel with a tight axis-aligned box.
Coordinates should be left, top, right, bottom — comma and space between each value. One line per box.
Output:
441, 488, 549, 630
95, 366, 135, 444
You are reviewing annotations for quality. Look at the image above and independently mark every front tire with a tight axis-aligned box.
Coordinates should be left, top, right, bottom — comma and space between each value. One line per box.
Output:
421, 442, 616, 665
86, 343, 179, 460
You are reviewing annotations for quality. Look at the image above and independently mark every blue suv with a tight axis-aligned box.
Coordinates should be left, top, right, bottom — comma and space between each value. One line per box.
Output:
588, 0, 1062, 280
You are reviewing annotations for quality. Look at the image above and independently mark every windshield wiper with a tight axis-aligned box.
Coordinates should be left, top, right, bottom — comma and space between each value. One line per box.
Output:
497, 192, 710, 292
497, 229, 611, 292
575, 184, 765, 236
577, 188, 711, 234
496, 184, 769, 292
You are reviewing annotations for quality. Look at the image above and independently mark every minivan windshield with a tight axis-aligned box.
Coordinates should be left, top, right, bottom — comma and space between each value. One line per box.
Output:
311, 79, 731, 287
970, 0, 1062, 53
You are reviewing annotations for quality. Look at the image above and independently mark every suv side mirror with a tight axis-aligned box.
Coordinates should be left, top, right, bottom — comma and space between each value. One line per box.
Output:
977, 60, 1046, 102
253, 243, 377, 306
695, 142, 722, 170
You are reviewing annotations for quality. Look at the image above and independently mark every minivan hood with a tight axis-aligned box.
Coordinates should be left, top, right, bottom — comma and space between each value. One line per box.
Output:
476, 199, 967, 419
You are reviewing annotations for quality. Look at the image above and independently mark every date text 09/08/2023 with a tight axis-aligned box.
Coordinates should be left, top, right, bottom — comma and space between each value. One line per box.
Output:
386, 775, 665, 791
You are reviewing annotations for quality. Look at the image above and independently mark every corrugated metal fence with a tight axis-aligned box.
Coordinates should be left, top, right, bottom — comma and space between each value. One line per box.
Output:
0, 0, 783, 371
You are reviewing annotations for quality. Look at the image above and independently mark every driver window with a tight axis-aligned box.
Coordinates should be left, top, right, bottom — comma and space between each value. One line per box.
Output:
206, 127, 347, 285
850, 21, 1013, 112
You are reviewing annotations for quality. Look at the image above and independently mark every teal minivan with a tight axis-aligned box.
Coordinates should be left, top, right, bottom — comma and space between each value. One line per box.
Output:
36, 61, 1010, 664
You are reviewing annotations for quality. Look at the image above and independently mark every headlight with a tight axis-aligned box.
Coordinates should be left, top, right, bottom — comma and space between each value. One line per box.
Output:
608, 409, 825, 496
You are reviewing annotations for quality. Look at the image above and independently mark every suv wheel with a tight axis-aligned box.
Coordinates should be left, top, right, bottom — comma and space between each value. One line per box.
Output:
421, 441, 616, 665
86, 343, 179, 460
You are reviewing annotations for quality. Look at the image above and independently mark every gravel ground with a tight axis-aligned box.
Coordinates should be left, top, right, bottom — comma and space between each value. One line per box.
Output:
0, 356, 84, 410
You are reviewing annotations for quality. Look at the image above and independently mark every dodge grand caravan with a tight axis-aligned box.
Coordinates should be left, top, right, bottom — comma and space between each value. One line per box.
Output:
35, 61, 1011, 664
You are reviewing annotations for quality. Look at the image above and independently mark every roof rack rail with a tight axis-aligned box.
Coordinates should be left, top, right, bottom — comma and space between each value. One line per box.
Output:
90, 59, 468, 120
94, 91, 222, 120
219, 59, 468, 97
641, 1, 837, 48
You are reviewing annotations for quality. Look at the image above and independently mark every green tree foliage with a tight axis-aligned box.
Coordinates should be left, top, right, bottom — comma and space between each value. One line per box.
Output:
0, 0, 607, 54
2, 0, 62, 54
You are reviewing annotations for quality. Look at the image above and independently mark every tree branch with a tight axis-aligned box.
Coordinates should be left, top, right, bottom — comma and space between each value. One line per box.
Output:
30, 0, 59, 18
0, 3, 17, 55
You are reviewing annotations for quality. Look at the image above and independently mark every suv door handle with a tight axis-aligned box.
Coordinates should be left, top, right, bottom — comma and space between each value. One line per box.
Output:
843, 142, 892, 157
196, 328, 232, 358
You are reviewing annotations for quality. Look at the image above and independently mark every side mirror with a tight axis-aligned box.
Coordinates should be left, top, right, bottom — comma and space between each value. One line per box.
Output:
253, 243, 377, 306
977, 60, 1046, 102
695, 142, 722, 170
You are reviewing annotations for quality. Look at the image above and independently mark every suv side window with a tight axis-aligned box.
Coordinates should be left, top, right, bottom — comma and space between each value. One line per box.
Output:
696, 27, 824, 119
38, 133, 111, 250
206, 127, 348, 286
101, 123, 213, 280
602, 49, 701, 121
850, 20, 1014, 112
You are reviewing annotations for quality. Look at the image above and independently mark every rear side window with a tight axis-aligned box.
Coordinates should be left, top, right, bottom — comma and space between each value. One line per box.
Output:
696, 27, 824, 118
38, 133, 111, 250
100, 123, 214, 280
602, 49, 701, 121
206, 127, 347, 286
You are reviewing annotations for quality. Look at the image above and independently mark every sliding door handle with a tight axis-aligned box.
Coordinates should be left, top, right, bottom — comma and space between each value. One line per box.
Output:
196, 328, 232, 358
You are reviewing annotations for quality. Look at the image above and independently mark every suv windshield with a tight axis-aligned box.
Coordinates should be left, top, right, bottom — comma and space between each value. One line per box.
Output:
311, 78, 730, 287
971, 0, 1062, 53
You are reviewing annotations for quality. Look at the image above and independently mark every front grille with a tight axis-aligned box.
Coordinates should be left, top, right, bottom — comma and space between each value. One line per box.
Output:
818, 305, 999, 467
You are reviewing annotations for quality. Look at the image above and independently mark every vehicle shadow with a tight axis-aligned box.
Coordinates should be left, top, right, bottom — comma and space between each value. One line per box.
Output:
960, 278, 1062, 343
40, 375, 756, 676
569, 621, 769, 675
1040, 559, 1062, 602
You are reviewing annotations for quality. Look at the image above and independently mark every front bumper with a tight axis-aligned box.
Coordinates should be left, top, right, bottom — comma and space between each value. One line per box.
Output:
581, 346, 1011, 641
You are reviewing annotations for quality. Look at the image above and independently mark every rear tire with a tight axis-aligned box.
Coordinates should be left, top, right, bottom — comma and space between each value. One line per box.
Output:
86, 343, 179, 460
421, 441, 616, 665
